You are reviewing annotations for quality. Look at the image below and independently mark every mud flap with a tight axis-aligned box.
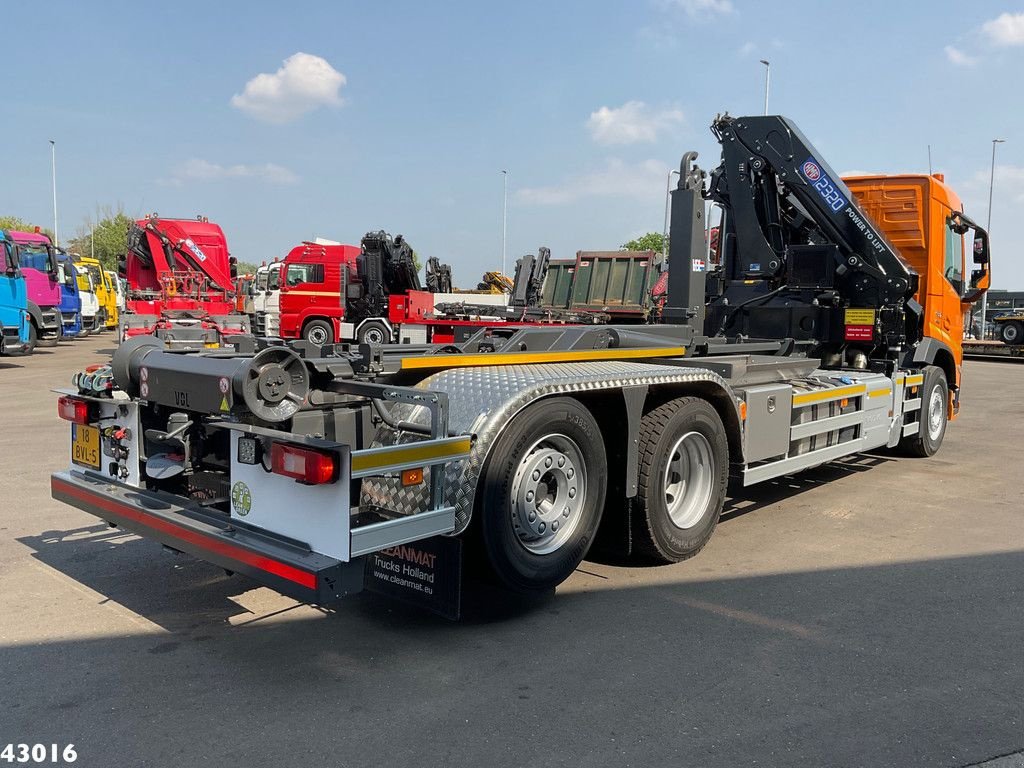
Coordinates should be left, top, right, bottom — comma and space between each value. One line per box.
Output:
364, 536, 463, 620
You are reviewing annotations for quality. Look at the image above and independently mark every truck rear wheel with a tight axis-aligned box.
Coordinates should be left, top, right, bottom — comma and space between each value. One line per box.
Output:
900, 366, 947, 457
631, 397, 729, 563
302, 319, 334, 346
477, 397, 606, 593
357, 320, 390, 345
999, 321, 1022, 344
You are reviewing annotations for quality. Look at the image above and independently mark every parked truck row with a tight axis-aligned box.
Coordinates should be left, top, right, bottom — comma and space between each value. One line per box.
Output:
0, 228, 125, 357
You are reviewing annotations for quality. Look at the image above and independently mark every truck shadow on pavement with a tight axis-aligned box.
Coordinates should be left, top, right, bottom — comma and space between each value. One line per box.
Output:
7, 527, 1024, 768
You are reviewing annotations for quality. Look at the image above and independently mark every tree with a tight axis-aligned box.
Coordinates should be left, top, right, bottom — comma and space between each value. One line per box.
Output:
0, 215, 55, 243
235, 261, 260, 275
620, 232, 666, 253
66, 207, 135, 270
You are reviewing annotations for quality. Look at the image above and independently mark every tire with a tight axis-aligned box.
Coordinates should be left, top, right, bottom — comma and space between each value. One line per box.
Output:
357, 320, 390, 345
631, 397, 729, 563
999, 321, 1022, 345
900, 366, 948, 457
302, 318, 334, 346
476, 397, 607, 593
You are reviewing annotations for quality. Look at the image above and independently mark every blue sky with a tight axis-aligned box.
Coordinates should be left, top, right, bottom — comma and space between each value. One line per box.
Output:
5, 0, 1024, 288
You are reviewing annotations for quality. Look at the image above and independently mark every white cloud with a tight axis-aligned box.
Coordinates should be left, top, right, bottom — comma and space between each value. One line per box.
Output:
516, 159, 666, 206
587, 101, 684, 145
663, 0, 734, 18
737, 41, 756, 57
166, 159, 299, 186
966, 164, 1024, 204
944, 45, 977, 66
982, 12, 1024, 46
231, 52, 346, 124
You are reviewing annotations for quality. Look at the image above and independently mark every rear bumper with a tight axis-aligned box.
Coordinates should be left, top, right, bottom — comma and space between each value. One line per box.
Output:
50, 471, 364, 603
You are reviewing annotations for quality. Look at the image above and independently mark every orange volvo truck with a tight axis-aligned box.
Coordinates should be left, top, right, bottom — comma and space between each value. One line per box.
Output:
844, 173, 991, 416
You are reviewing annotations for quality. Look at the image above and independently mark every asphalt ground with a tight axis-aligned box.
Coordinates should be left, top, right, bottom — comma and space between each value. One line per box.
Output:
1, 334, 1022, 767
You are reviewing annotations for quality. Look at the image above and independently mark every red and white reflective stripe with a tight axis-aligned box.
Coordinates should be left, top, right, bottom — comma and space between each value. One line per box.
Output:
50, 476, 317, 590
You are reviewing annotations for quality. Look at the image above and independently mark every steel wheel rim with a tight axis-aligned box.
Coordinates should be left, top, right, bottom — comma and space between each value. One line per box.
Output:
927, 386, 944, 441
663, 431, 714, 529
1005, 324, 1019, 342
510, 433, 586, 555
363, 327, 385, 344
307, 325, 330, 345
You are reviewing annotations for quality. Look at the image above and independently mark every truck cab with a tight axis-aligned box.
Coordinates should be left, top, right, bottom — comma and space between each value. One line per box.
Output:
73, 265, 100, 333
74, 255, 118, 330
4, 230, 62, 346
0, 235, 30, 354
253, 261, 282, 336
278, 243, 361, 344
106, 270, 126, 313
55, 251, 83, 338
845, 173, 990, 413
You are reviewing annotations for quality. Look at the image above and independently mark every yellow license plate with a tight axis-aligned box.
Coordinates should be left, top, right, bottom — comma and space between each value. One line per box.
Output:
71, 424, 101, 469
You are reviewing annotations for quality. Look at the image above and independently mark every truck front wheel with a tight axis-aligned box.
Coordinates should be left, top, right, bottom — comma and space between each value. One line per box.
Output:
900, 366, 947, 457
477, 397, 607, 593
631, 397, 729, 563
302, 319, 334, 346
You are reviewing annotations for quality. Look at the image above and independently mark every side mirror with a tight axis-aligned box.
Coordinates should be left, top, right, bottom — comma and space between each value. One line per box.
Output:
962, 228, 991, 303
973, 231, 989, 265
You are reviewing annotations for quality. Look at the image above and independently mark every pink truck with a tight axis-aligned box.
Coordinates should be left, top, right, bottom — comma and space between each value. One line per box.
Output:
4, 229, 62, 346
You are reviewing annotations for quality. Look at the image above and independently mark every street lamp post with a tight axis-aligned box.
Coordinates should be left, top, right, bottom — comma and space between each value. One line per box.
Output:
662, 168, 680, 265
49, 140, 58, 247
759, 60, 770, 115
500, 170, 508, 277
980, 138, 1005, 337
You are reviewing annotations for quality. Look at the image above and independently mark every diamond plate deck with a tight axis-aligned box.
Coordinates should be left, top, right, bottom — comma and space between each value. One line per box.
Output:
360, 360, 734, 534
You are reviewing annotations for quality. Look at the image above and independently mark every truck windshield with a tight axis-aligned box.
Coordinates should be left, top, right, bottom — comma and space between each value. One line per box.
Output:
19, 245, 55, 274
85, 265, 105, 289
256, 271, 268, 291
267, 266, 281, 291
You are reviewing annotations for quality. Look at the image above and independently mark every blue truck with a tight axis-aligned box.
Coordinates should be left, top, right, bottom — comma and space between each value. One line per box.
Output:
0, 234, 30, 354
54, 250, 83, 337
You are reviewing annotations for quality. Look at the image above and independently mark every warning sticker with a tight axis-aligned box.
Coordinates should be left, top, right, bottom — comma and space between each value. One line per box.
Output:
844, 308, 876, 325
844, 324, 874, 342
218, 376, 230, 394
692, 259, 706, 272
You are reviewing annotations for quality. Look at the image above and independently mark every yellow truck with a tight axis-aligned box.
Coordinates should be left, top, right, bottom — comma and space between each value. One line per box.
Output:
72, 255, 118, 330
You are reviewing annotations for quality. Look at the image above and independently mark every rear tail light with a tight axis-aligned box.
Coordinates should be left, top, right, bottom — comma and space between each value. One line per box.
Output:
270, 442, 338, 485
58, 395, 92, 425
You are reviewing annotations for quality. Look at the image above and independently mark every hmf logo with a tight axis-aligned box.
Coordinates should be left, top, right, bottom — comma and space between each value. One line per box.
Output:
802, 160, 822, 181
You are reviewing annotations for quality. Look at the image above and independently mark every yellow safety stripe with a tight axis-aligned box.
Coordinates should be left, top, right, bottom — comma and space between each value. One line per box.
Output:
350, 437, 472, 474
792, 384, 866, 406
868, 388, 892, 399
905, 374, 924, 386
400, 346, 686, 371
282, 290, 338, 297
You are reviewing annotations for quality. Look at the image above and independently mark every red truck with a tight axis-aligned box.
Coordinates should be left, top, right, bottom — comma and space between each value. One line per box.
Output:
119, 215, 250, 347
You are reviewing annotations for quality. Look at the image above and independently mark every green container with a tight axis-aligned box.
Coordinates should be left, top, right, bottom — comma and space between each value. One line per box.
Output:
541, 260, 576, 309
568, 251, 657, 319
